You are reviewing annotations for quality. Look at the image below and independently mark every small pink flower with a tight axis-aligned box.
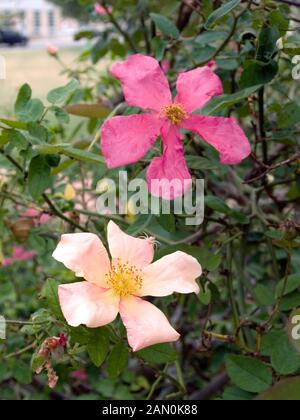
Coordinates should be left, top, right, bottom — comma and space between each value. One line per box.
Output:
95, 3, 112, 15
47, 44, 58, 56
3, 246, 36, 266
101, 55, 251, 200
52, 221, 202, 351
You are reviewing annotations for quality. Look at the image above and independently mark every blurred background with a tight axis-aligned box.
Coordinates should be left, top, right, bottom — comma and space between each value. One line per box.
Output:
0, 0, 105, 112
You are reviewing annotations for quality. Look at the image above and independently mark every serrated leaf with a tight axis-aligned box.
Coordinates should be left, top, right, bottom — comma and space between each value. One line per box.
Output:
275, 274, 300, 298
225, 355, 272, 393
36, 144, 105, 165
240, 60, 278, 88
47, 79, 79, 104
28, 155, 52, 199
12, 361, 32, 385
150, 13, 180, 39
136, 343, 178, 364
199, 85, 262, 115
87, 328, 110, 367
42, 279, 64, 320
256, 26, 280, 63
107, 342, 129, 378
205, 0, 241, 29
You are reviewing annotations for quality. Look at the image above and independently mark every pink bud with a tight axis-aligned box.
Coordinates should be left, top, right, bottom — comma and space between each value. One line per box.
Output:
47, 44, 58, 56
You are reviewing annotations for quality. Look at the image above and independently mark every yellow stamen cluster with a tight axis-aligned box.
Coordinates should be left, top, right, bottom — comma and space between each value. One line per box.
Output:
106, 259, 143, 297
162, 104, 187, 125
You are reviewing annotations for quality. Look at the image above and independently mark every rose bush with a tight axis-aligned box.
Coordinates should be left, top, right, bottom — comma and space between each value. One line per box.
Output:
0, 0, 300, 401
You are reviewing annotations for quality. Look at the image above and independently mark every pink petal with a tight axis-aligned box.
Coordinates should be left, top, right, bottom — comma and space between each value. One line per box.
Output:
101, 114, 162, 168
111, 54, 172, 112
182, 115, 251, 164
119, 296, 180, 351
175, 66, 223, 113
107, 221, 154, 268
146, 124, 192, 200
58, 282, 120, 328
52, 233, 111, 287
139, 251, 202, 297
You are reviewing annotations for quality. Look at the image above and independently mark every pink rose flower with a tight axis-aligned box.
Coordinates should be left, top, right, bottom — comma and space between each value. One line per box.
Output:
47, 44, 58, 56
53, 221, 202, 351
94, 3, 112, 15
3, 246, 36, 266
101, 54, 251, 200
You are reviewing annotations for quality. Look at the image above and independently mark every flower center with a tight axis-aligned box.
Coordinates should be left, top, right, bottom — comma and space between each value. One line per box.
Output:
106, 259, 143, 297
162, 104, 187, 125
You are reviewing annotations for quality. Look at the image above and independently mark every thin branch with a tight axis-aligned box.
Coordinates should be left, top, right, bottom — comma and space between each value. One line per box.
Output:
103, 5, 137, 52
42, 193, 86, 232
244, 152, 300, 184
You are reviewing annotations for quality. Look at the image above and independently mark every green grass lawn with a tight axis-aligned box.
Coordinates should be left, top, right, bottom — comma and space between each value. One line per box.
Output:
0, 47, 81, 116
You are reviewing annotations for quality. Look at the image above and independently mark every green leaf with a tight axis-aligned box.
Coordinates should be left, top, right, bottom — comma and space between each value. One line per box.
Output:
49, 106, 70, 124
257, 377, 300, 400
15, 83, 32, 115
87, 328, 110, 367
199, 85, 262, 115
150, 13, 180, 39
256, 26, 280, 63
261, 330, 300, 375
199, 284, 212, 305
64, 104, 111, 119
222, 386, 254, 400
240, 61, 278, 88
195, 31, 228, 46
225, 355, 272, 393
41, 279, 64, 320
28, 122, 48, 142
275, 274, 300, 298
185, 156, 220, 170
206, 195, 232, 214
12, 361, 32, 385
47, 79, 79, 104
253, 284, 275, 307
136, 343, 178, 364
269, 10, 289, 37
205, 0, 241, 29
278, 102, 300, 129
15, 84, 45, 122
28, 155, 52, 199
7, 129, 28, 150
69, 326, 91, 345
157, 214, 176, 233
265, 230, 285, 241
280, 292, 300, 311
107, 342, 129, 379
36, 144, 105, 165
0, 118, 28, 130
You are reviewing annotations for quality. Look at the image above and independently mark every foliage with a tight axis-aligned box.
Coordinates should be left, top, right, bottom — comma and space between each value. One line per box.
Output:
0, 0, 300, 401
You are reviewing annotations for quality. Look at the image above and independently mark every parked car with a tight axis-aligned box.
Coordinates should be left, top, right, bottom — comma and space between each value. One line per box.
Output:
0, 29, 28, 46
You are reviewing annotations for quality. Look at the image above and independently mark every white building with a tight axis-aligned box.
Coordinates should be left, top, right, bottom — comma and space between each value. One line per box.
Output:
0, 0, 80, 39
